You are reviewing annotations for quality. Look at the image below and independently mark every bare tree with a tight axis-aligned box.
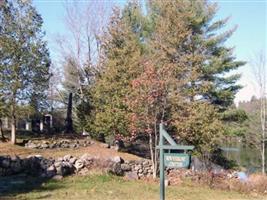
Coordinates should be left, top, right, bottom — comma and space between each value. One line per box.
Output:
57, 0, 114, 90
251, 51, 267, 174
47, 63, 64, 111
55, 1, 115, 132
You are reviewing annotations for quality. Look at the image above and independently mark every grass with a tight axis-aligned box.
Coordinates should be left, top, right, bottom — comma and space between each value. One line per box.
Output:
0, 136, 266, 200
1, 173, 265, 200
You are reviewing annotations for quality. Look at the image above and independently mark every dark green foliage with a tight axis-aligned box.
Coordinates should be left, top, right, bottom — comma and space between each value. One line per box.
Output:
91, 4, 146, 137
0, 0, 51, 142
90, 0, 245, 158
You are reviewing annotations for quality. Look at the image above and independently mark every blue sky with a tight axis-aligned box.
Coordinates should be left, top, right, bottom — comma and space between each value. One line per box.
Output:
32, 0, 267, 104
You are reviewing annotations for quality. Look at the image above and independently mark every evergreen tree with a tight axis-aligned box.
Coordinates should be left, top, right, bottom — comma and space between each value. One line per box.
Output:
0, 0, 51, 144
147, 0, 245, 152
91, 4, 146, 137
91, 0, 245, 175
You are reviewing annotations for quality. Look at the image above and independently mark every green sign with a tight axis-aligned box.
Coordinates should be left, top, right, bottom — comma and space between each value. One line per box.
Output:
157, 123, 194, 200
164, 153, 190, 168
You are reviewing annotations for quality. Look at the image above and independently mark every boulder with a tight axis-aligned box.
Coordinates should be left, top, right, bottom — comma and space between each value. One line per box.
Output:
55, 162, 74, 176
54, 161, 62, 168
27, 143, 38, 149
112, 156, 124, 164
191, 157, 223, 172
41, 143, 49, 149
62, 162, 75, 175
10, 160, 22, 173
46, 165, 56, 178
74, 159, 85, 171
61, 143, 70, 148
101, 143, 110, 148
63, 155, 72, 161
1, 157, 11, 168
121, 163, 131, 171
49, 144, 56, 149
40, 158, 54, 170
0, 167, 12, 176
114, 140, 124, 152
69, 144, 77, 148
69, 157, 77, 164
108, 163, 123, 176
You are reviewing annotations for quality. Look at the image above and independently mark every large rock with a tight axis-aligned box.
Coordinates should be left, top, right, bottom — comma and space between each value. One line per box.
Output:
10, 159, 22, 173
40, 143, 49, 149
108, 163, 123, 176
74, 159, 85, 171
112, 156, 124, 164
46, 165, 56, 178
63, 155, 72, 161
26, 156, 42, 175
121, 163, 131, 171
55, 162, 74, 176
114, 140, 124, 152
191, 157, 223, 172
40, 158, 54, 170
0, 156, 11, 168
26, 142, 38, 149
69, 157, 77, 164
0, 167, 13, 176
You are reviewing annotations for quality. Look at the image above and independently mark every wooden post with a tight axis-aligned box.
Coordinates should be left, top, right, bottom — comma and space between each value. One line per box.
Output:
159, 123, 165, 200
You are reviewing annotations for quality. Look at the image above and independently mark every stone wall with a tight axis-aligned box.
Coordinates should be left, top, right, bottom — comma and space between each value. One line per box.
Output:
25, 139, 92, 149
0, 154, 153, 180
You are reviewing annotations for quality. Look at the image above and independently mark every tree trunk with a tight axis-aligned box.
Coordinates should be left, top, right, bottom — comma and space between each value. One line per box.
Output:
261, 96, 266, 174
154, 121, 158, 178
11, 103, 16, 144
262, 141, 265, 174
0, 119, 5, 140
65, 92, 73, 133
149, 133, 156, 179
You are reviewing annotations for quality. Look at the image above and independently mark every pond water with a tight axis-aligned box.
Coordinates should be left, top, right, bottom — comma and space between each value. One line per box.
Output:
222, 144, 264, 173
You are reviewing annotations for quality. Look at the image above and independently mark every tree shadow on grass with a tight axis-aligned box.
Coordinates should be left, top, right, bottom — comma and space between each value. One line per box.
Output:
0, 174, 64, 199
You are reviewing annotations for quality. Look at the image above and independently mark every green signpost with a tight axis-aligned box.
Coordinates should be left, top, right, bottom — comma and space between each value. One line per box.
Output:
157, 123, 194, 200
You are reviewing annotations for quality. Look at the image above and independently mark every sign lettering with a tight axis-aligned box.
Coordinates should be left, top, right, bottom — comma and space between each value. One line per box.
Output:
164, 153, 190, 168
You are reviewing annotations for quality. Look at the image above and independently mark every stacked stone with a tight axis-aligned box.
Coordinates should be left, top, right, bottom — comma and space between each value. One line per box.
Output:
122, 159, 153, 179
0, 154, 126, 179
0, 154, 157, 181
25, 139, 92, 149
0, 155, 50, 176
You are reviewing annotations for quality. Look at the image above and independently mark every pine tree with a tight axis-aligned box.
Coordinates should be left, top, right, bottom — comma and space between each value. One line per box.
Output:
92, 5, 145, 138
148, 0, 245, 148
0, 0, 51, 144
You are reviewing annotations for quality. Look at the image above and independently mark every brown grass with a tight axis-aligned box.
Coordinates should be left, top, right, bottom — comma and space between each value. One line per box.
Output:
0, 141, 141, 161
226, 174, 267, 195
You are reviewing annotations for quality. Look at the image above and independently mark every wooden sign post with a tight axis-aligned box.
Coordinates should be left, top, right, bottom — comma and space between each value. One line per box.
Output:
157, 123, 194, 200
